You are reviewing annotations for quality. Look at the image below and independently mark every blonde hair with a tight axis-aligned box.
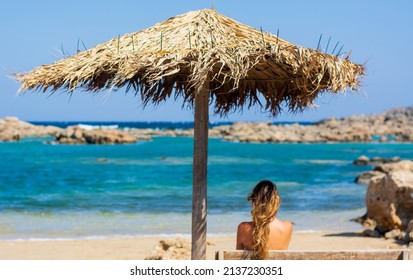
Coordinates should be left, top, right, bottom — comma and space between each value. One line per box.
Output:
247, 180, 280, 260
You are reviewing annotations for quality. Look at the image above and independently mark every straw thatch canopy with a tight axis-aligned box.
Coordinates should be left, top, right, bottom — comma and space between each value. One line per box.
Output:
15, 8, 364, 116
15, 8, 365, 260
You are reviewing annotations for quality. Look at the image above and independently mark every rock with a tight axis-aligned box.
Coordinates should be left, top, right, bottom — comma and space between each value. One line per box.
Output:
363, 217, 377, 228
406, 220, 413, 233
384, 229, 403, 240
145, 238, 191, 260
351, 213, 378, 228
135, 135, 152, 141
361, 229, 382, 238
379, 135, 388, 142
144, 238, 215, 260
0, 116, 63, 141
353, 156, 401, 166
365, 170, 413, 232
374, 160, 413, 173
355, 171, 384, 184
216, 105, 413, 143
371, 156, 401, 165
354, 155, 370, 166
3, 105, 413, 143
405, 220, 413, 242
0, 132, 20, 141
55, 126, 137, 144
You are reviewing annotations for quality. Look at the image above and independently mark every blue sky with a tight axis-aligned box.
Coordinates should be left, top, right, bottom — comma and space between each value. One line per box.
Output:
1, 0, 412, 122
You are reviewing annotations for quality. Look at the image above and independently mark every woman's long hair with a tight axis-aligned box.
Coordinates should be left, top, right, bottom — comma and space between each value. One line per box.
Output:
247, 180, 280, 260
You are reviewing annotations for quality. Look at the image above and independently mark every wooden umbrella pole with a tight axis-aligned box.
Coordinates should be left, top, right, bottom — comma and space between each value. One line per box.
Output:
191, 85, 209, 260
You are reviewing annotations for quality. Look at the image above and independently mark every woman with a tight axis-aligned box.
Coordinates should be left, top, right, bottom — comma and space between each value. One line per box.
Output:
236, 180, 293, 259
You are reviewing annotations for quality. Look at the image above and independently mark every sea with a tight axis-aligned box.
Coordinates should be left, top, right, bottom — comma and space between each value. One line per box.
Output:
1, 121, 413, 241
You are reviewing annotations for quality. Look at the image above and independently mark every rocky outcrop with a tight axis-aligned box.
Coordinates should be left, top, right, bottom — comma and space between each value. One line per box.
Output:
2, 105, 413, 143
0, 116, 63, 141
358, 160, 413, 243
128, 128, 196, 138
55, 126, 137, 144
212, 121, 371, 143
210, 105, 413, 143
365, 170, 413, 232
107, 105, 413, 142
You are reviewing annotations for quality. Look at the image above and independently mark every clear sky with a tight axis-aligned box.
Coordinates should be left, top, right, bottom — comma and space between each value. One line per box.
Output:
1, 0, 412, 122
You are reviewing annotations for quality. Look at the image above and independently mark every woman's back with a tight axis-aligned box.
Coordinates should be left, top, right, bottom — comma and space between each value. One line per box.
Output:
267, 218, 293, 249
236, 218, 293, 251
236, 179, 293, 259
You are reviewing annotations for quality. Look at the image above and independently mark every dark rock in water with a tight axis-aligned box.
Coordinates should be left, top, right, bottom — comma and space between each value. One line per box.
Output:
379, 135, 388, 142
353, 155, 400, 166
353, 155, 370, 166
354, 171, 384, 184
370, 156, 400, 165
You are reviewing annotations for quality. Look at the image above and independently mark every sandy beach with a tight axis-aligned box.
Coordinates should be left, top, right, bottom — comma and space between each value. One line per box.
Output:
0, 231, 411, 260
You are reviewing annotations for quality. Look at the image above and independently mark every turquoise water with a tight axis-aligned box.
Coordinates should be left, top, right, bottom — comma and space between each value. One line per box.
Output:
1, 132, 413, 240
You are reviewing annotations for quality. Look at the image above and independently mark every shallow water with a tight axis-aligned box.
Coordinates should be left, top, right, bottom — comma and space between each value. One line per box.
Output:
1, 133, 412, 240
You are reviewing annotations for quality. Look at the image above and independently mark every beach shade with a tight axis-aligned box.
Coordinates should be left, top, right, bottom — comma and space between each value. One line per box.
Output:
14, 9, 364, 259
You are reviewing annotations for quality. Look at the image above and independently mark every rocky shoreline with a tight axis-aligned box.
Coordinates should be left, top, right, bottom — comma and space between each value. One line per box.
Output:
1, 105, 413, 144
212, 105, 413, 143
0, 116, 63, 141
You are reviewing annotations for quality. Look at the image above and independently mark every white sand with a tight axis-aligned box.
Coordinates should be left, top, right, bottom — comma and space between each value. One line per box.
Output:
0, 231, 410, 260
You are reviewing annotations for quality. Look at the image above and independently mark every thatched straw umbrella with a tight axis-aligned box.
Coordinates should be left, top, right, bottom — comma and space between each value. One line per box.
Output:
15, 9, 364, 260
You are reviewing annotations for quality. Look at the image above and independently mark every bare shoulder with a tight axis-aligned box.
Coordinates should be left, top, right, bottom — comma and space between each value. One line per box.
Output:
237, 221, 254, 232
236, 221, 254, 250
282, 220, 293, 232
274, 219, 293, 232
282, 220, 293, 227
